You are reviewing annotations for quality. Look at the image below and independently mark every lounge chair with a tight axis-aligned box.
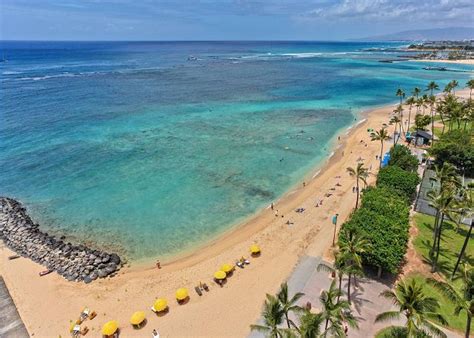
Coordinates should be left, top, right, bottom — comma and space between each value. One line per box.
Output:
72, 324, 81, 338
195, 286, 203, 296
80, 308, 90, 321
236, 261, 244, 268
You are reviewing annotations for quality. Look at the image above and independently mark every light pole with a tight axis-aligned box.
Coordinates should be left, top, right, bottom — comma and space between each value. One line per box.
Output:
332, 213, 339, 246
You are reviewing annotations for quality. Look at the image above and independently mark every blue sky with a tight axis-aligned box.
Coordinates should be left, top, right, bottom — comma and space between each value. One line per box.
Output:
1, 0, 473, 40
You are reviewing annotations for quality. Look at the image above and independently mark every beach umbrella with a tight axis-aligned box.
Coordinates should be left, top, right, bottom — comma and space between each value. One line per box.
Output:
153, 298, 168, 312
220, 263, 234, 273
214, 270, 226, 280
130, 311, 146, 326
250, 244, 261, 254
101, 320, 118, 336
176, 288, 189, 301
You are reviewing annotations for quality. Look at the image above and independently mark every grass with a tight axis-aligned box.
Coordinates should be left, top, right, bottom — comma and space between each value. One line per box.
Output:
410, 212, 473, 334
412, 213, 473, 280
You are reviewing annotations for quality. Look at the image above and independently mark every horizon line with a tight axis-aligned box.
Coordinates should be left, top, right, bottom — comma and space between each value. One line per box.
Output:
0, 39, 415, 43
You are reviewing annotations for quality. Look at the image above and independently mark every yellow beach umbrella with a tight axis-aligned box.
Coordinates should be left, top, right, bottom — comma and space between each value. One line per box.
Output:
101, 320, 118, 336
221, 263, 234, 273
214, 270, 226, 280
153, 298, 168, 312
130, 311, 146, 326
250, 244, 261, 254
176, 288, 189, 301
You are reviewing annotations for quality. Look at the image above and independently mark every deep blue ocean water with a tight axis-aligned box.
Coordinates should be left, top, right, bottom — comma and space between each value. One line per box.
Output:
1, 41, 473, 261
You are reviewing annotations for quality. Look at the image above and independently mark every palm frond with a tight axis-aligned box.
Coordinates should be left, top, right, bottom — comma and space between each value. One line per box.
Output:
375, 311, 401, 323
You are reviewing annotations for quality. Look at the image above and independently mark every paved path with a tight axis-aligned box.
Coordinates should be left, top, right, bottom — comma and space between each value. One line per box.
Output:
0, 276, 29, 338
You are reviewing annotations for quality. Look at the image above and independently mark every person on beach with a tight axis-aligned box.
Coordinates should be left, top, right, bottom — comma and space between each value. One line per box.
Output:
274, 209, 279, 217
156, 260, 161, 269
303, 181, 306, 187
270, 202, 274, 210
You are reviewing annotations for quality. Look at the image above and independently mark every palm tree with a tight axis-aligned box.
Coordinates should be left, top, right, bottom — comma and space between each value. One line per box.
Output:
426, 95, 437, 142
412, 87, 421, 99
428, 264, 473, 338
277, 282, 304, 329
317, 253, 347, 302
467, 79, 474, 100
320, 280, 358, 336
450, 80, 459, 96
415, 97, 423, 115
376, 278, 447, 338
444, 83, 453, 95
452, 221, 472, 279
390, 114, 402, 144
371, 128, 390, 168
405, 96, 416, 132
421, 94, 429, 115
338, 228, 371, 304
429, 162, 461, 194
427, 190, 455, 272
426, 81, 439, 97
250, 294, 288, 338
396, 88, 405, 105
346, 163, 369, 209
298, 310, 324, 338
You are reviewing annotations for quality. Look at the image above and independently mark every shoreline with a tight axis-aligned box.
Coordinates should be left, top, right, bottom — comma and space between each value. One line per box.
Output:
1, 91, 468, 337
409, 58, 474, 65
130, 111, 367, 270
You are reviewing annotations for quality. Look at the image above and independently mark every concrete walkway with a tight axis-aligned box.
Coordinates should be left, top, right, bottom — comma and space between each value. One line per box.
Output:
0, 276, 29, 338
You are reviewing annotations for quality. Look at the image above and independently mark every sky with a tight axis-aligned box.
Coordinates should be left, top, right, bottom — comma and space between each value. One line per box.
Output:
1, 0, 473, 41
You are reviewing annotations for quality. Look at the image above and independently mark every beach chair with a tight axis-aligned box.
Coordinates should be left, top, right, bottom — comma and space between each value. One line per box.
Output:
71, 324, 81, 338
236, 260, 244, 268
80, 307, 90, 321
195, 286, 203, 296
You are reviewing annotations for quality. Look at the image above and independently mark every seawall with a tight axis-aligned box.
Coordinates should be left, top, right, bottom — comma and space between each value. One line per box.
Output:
0, 197, 121, 283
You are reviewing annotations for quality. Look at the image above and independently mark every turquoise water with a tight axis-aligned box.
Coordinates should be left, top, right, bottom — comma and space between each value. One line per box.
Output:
1, 41, 473, 260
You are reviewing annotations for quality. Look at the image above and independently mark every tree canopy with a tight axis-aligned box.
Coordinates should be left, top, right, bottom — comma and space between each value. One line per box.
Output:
429, 129, 474, 177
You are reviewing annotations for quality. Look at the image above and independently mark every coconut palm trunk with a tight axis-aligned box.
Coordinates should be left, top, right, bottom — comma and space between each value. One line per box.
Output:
433, 213, 445, 270
379, 140, 384, 168
452, 221, 473, 279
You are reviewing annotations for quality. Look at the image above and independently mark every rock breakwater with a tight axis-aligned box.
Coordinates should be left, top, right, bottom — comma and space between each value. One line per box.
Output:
0, 197, 121, 283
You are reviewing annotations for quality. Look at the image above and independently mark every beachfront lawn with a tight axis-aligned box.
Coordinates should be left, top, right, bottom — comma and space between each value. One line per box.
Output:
412, 212, 473, 282
410, 212, 473, 334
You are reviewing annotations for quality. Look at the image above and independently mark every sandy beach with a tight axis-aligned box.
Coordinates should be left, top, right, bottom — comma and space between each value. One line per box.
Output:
410, 59, 474, 65
0, 91, 468, 337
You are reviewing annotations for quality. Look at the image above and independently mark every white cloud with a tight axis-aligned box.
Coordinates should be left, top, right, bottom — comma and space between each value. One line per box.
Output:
301, 0, 474, 24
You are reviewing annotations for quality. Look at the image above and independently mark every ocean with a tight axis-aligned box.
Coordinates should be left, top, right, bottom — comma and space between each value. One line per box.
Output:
1, 41, 472, 261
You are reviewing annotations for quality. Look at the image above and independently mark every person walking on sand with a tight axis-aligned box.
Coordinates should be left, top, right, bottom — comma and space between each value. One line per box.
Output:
156, 260, 161, 269
270, 202, 274, 210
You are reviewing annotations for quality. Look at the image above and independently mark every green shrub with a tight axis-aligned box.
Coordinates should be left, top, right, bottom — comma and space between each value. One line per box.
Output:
429, 130, 474, 177
388, 144, 419, 172
361, 186, 410, 220
342, 207, 409, 273
377, 166, 420, 202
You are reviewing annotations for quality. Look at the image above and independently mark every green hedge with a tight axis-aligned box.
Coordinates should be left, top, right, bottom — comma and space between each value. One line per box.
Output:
341, 187, 410, 273
376, 165, 420, 202
339, 148, 418, 274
